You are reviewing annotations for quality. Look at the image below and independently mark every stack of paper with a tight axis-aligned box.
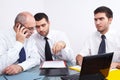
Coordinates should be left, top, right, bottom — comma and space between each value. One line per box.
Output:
41, 60, 66, 68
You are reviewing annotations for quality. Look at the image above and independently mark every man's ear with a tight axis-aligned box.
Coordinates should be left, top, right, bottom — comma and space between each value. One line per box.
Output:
48, 21, 50, 24
14, 23, 21, 32
109, 18, 113, 24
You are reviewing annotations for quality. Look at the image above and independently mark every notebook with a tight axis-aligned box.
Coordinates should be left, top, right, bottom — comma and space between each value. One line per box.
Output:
61, 52, 113, 80
40, 60, 69, 76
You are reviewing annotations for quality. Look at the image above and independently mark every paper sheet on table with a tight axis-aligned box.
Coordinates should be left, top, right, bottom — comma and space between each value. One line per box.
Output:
41, 60, 66, 68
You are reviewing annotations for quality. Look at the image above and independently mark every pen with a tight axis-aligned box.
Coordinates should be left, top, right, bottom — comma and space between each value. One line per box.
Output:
3, 75, 8, 80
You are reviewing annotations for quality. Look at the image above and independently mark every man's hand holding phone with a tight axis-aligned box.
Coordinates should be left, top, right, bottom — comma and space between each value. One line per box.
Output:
16, 23, 28, 44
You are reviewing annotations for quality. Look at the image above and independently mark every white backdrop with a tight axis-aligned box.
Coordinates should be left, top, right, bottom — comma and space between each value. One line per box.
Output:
0, 0, 120, 55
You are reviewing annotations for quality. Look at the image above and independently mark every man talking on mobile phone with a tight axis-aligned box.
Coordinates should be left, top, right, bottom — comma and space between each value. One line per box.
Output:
0, 11, 40, 75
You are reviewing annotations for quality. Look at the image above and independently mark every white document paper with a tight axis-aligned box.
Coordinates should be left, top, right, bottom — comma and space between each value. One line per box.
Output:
41, 60, 66, 68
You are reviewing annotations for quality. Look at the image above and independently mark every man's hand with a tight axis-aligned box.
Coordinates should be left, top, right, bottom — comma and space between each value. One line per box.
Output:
52, 41, 66, 54
76, 54, 83, 65
116, 64, 120, 69
16, 24, 28, 43
110, 62, 120, 69
3, 64, 23, 75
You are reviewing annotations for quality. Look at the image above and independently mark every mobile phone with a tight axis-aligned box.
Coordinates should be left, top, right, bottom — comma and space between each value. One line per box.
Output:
20, 24, 23, 29
18, 23, 23, 29
17, 23, 27, 34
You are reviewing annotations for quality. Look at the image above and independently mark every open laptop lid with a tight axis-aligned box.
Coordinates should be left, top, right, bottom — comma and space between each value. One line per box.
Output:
79, 52, 113, 80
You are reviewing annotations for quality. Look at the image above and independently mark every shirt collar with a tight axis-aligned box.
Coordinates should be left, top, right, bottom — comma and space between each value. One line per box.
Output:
96, 29, 113, 40
37, 29, 53, 40
36, 32, 44, 40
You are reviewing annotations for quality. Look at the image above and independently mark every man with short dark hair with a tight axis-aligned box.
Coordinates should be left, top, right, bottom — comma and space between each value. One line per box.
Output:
76, 6, 120, 69
33, 13, 75, 65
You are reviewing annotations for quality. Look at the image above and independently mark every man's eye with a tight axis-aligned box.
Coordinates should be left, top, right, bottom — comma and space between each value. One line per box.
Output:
36, 26, 40, 28
41, 24, 46, 27
99, 18, 104, 20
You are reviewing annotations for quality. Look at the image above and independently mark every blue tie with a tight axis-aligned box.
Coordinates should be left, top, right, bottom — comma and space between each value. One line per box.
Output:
44, 37, 53, 61
18, 47, 26, 63
98, 35, 106, 54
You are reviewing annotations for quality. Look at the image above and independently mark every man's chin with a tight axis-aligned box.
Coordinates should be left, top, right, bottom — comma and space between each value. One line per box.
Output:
40, 34, 46, 37
97, 29, 102, 32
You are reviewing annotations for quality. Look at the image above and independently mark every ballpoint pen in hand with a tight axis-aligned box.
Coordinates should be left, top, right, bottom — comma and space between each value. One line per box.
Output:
3, 74, 8, 80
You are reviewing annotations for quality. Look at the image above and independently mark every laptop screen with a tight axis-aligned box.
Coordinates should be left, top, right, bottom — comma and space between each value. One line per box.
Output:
61, 52, 113, 80
79, 52, 113, 79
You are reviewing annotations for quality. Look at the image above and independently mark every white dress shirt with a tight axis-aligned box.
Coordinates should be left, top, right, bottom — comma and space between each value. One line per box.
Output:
79, 29, 120, 62
0, 28, 40, 74
32, 30, 75, 65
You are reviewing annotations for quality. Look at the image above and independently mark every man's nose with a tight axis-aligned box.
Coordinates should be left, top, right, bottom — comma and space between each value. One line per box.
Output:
96, 20, 101, 25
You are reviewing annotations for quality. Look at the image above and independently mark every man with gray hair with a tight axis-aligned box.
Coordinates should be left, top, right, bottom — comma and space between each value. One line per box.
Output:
0, 12, 40, 75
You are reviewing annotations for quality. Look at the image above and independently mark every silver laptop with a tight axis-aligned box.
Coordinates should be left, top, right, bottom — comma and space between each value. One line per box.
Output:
61, 52, 113, 80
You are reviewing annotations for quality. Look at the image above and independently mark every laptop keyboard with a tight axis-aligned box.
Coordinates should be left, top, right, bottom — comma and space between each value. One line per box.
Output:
61, 73, 79, 80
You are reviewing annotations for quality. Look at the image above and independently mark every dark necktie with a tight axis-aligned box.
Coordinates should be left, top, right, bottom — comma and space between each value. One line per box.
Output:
18, 47, 26, 63
98, 35, 106, 54
44, 37, 53, 61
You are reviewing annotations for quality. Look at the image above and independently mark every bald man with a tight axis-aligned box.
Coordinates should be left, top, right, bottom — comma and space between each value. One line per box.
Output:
0, 12, 40, 75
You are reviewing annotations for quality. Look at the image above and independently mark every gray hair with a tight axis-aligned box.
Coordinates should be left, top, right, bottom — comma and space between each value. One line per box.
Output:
14, 12, 27, 25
